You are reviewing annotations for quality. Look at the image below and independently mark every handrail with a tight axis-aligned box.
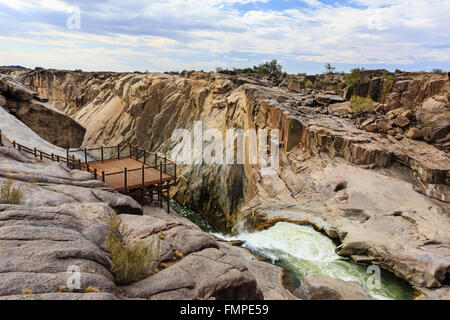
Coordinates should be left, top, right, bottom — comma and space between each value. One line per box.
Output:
69, 142, 177, 179
1, 130, 177, 204
0, 129, 82, 169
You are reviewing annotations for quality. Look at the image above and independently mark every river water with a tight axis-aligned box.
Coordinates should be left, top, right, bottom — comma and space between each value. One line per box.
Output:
171, 201, 413, 300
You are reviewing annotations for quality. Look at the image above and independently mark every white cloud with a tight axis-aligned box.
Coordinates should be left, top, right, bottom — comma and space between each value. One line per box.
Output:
0, 0, 449, 71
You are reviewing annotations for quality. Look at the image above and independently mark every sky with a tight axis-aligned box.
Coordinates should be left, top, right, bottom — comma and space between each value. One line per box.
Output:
0, 0, 449, 74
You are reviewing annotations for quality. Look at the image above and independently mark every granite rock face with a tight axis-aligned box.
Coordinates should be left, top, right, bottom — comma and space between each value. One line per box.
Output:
6, 69, 450, 299
0, 74, 85, 148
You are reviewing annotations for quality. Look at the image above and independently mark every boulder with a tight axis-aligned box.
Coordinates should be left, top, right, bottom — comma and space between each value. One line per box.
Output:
314, 94, 344, 105
287, 79, 303, 93
295, 274, 372, 300
394, 115, 411, 128
406, 127, 423, 140
376, 120, 392, 133
368, 77, 382, 101
121, 248, 263, 300
394, 80, 410, 92
427, 79, 446, 97
426, 119, 450, 142
361, 118, 377, 132
8, 100, 86, 149
421, 97, 446, 114
0, 75, 34, 101
401, 110, 414, 120
328, 101, 351, 116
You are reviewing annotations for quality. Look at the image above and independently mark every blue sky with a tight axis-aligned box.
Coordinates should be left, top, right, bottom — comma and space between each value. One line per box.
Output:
0, 0, 449, 74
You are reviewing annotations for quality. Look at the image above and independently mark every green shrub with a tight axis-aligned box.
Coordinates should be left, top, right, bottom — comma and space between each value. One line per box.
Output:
138, 85, 146, 92
345, 68, 362, 86
303, 79, 313, 88
1, 178, 23, 204
233, 67, 254, 74
432, 68, 444, 74
350, 96, 375, 115
106, 214, 154, 285
420, 117, 435, 128
380, 74, 394, 102
345, 68, 362, 96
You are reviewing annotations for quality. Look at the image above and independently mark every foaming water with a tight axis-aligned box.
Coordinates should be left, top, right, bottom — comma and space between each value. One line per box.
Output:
214, 222, 413, 300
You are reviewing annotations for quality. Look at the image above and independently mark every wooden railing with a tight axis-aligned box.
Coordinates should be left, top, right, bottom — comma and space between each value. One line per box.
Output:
0, 129, 82, 169
0, 129, 176, 192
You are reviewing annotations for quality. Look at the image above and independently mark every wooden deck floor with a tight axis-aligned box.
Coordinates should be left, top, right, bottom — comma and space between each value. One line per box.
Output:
85, 157, 174, 191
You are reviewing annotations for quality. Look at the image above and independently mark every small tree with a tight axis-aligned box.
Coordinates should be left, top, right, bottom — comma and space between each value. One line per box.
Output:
253, 59, 283, 75
432, 68, 444, 74
324, 63, 336, 74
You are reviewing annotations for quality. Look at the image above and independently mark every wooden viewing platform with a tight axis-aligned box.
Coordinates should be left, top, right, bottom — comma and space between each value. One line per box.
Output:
0, 129, 177, 212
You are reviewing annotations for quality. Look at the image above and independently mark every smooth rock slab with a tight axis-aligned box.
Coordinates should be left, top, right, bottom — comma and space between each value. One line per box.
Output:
122, 247, 263, 300
296, 273, 372, 300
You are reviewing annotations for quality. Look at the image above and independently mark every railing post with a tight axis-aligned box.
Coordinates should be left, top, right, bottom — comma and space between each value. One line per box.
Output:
13, 141, 16, 149
94, 168, 97, 180
40, 151, 43, 161
102, 171, 105, 183
34, 148, 37, 158
101, 146, 104, 162
164, 156, 167, 174
86, 163, 90, 172
0, 129, 3, 147
66, 149, 71, 168
124, 167, 128, 191
167, 186, 170, 214
57, 155, 60, 163
142, 165, 145, 186
84, 148, 88, 164
51, 153, 54, 161
155, 153, 157, 166
160, 163, 163, 208
117, 145, 120, 160
143, 150, 146, 164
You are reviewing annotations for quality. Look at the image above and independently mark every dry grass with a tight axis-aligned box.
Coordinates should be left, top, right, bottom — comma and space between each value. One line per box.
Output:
106, 214, 154, 285
1, 178, 23, 204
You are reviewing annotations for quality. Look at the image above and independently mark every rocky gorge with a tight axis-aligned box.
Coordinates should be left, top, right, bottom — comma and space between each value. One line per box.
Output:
0, 67, 449, 300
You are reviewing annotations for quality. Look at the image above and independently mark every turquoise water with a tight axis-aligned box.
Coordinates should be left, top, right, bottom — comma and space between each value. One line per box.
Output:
170, 201, 413, 300
170, 200, 216, 233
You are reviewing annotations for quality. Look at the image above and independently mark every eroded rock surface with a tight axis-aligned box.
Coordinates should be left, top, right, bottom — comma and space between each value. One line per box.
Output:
295, 273, 372, 300
6, 68, 450, 299
0, 147, 288, 300
0, 74, 85, 148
